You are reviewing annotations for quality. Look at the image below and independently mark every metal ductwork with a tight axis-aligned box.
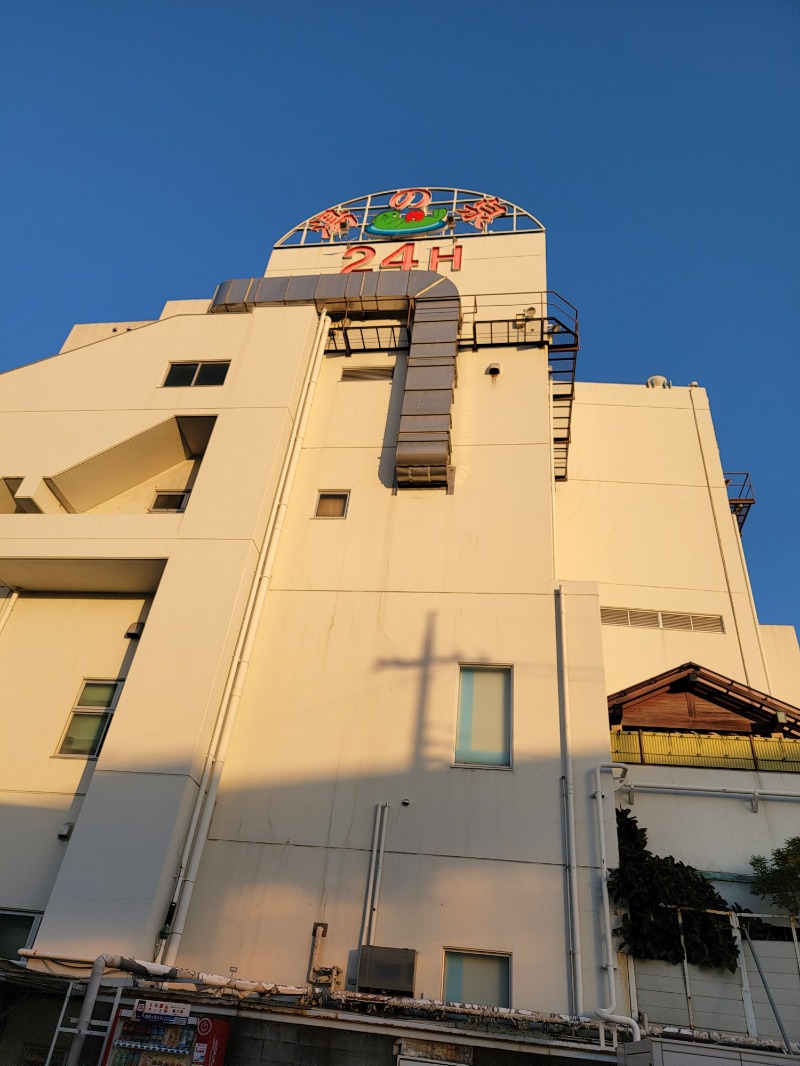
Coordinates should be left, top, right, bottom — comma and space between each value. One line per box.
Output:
209, 271, 460, 489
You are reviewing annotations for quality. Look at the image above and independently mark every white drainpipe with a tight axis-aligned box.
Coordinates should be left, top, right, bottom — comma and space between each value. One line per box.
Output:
593, 763, 641, 1041
556, 584, 583, 1017
160, 308, 331, 965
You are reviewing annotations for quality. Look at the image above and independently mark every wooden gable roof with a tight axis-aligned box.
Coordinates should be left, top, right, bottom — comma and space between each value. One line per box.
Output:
607, 662, 800, 738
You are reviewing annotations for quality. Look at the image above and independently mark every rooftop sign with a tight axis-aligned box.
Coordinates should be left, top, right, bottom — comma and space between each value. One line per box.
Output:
273, 187, 544, 248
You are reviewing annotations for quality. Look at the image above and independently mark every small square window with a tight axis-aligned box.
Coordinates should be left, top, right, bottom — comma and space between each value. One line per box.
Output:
151, 490, 190, 512
315, 492, 349, 518
455, 666, 511, 767
443, 950, 510, 1008
58, 680, 123, 758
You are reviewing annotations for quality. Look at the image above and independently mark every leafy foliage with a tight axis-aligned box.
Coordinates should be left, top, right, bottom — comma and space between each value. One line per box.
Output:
608, 808, 739, 972
749, 837, 800, 915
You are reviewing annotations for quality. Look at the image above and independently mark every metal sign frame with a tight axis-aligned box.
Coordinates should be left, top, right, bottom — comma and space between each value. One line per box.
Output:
274, 188, 545, 248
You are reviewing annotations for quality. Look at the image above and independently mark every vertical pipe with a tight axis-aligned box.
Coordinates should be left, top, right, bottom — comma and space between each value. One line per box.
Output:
367, 803, 389, 946
360, 804, 383, 949
556, 585, 582, 1017
593, 764, 641, 1040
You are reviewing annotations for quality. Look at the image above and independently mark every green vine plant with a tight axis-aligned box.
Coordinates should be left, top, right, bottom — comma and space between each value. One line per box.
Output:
608, 808, 739, 973
749, 836, 800, 916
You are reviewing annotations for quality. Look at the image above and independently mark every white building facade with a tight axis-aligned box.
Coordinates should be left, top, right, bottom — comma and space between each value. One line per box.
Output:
0, 189, 798, 1066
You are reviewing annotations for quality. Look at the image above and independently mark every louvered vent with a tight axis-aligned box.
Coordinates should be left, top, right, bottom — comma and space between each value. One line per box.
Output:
687, 613, 726, 633
601, 607, 724, 633
341, 366, 394, 382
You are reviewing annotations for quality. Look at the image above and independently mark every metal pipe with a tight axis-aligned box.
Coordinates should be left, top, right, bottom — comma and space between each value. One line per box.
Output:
162, 309, 331, 965
360, 805, 383, 950
620, 781, 800, 804
592, 764, 641, 1041
741, 921, 794, 1052
556, 585, 583, 1017
0, 589, 19, 638
367, 803, 389, 946
64, 954, 111, 1066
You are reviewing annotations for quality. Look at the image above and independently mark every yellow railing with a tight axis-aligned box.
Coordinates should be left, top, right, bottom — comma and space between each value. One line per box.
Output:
610, 730, 800, 772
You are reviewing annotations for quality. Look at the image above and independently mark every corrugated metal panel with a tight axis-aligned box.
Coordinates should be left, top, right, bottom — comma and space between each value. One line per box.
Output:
613, 731, 800, 771
752, 736, 800, 772
610, 732, 642, 763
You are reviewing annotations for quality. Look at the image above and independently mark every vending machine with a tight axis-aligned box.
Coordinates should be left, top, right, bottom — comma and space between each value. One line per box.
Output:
102, 999, 229, 1066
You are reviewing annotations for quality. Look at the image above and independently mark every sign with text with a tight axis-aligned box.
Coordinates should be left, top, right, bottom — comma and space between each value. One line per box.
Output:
133, 998, 191, 1024
274, 187, 543, 250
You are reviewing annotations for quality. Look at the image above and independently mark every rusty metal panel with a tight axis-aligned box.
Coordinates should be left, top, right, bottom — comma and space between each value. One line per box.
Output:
402, 390, 453, 417
405, 365, 456, 391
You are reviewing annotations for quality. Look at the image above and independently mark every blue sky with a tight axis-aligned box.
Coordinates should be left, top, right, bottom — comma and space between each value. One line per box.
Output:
1, 0, 798, 631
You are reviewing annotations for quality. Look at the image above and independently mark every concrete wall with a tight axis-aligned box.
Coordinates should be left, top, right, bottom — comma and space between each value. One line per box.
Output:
558, 382, 773, 697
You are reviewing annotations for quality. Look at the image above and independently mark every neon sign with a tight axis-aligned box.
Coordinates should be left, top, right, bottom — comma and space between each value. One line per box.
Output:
275, 188, 543, 248
365, 189, 448, 237
340, 242, 462, 274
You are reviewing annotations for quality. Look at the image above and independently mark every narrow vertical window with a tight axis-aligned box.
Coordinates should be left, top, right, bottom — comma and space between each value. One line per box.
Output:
455, 666, 511, 767
57, 680, 123, 757
443, 951, 510, 1008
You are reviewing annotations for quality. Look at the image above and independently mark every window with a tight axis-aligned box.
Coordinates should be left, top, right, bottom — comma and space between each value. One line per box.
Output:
341, 366, 394, 382
455, 666, 511, 767
443, 950, 510, 1008
151, 490, 191, 512
163, 361, 229, 387
315, 491, 349, 518
0, 910, 41, 960
57, 680, 123, 757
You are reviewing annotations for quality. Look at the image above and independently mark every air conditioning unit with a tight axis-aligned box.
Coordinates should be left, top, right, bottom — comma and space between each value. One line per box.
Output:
357, 946, 417, 996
